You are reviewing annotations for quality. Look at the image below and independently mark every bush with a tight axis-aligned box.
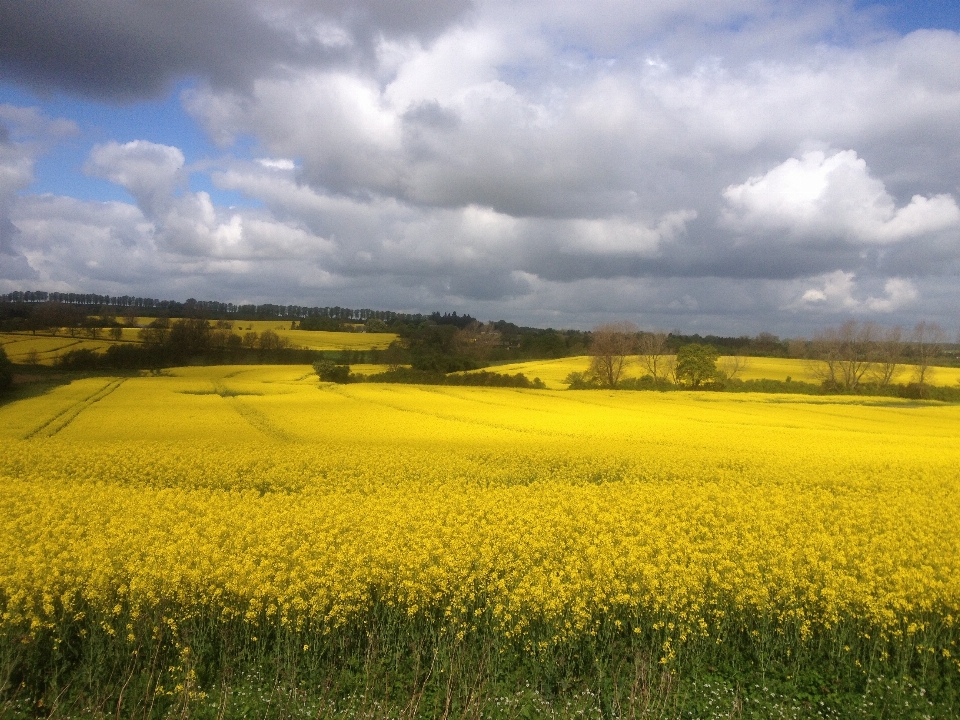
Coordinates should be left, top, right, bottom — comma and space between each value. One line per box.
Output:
313, 360, 353, 383
564, 371, 600, 389
55, 348, 104, 370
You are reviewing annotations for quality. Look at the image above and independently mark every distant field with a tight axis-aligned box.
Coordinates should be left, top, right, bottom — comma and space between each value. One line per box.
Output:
0, 332, 129, 364
213, 320, 397, 349
0, 326, 397, 363
483, 355, 960, 388
731, 355, 960, 386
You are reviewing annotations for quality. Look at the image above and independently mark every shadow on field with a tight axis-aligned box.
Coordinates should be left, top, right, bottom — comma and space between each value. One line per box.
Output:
0, 365, 142, 407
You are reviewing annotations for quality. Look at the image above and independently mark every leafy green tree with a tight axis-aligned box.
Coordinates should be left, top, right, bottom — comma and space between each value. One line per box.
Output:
313, 360, 351, 383
382, 340, 407, 371
167, 318, 212, 358
138, 318, 170, 346
675, 343, 719, 388
364, 318, 389, 333
258, 330, 283, 351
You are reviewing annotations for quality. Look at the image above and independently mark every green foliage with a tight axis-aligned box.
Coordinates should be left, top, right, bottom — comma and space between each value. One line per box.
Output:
297, 316, 344, 331
313, 360, 353, 383
564, 371, 600, 389
2, 607, 956, 719
363, 317, 390, 333
618, 374, 676, 391
675, 343, 720, 388
0, 346, 13, 392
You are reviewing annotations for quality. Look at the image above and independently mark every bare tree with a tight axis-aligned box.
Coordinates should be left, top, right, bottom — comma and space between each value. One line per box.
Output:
786, 338, 808, 359
122, 306, 139, 327
869, 325, 903, 387
911, 321, 946, 388
454, 321, 501, 360
589, 322, 638, 388
637, 330, 671, 383
720, 353, 749, 380
810, 320, 877, 390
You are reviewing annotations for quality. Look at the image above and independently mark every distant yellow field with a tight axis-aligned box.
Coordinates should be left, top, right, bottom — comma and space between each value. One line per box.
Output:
483, 357, 593, 388
0, 332, 127, 364
0, 326, 397, 363
483, 355, 960, 388
729, 355, 960, 386
277, 329, 397, 350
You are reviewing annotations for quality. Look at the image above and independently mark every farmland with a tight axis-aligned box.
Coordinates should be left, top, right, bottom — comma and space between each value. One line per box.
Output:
1, 365, 959, 717
0, 326, 397, 366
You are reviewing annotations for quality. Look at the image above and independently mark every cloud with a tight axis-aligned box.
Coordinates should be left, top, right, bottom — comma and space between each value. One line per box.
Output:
83, 141, 335, 259
3, 4, 960, 332
722, 150, 960, 244
0, 0, 473, 101
86, 140, 186, 214
0, 105, 81, 280
793, 270, 918, 313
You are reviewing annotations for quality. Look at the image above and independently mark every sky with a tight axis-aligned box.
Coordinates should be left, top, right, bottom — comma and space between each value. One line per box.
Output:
1, 1, 959, 335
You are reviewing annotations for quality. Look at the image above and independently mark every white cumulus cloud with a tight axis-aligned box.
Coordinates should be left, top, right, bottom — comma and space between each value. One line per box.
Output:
794, 270, 917, 313
722, 149, 960, 244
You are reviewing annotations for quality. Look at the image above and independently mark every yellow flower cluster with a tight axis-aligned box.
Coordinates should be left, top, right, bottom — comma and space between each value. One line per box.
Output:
1, 366, 958, 659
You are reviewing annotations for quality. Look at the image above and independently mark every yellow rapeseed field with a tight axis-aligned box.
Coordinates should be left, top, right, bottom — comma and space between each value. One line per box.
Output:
1, 364, 958, 674
223, 321, 397, 350
0, 326, 396, 364
487, 355, 960, 388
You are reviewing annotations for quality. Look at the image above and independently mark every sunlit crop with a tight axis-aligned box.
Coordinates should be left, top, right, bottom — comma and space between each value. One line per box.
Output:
2, 365, 958, 680
488, 355, 960, 388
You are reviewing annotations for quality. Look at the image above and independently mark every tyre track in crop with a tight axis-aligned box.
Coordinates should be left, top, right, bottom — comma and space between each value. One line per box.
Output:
24, 378, 127, 439
212, 381, 295, 442
327, 384, 576, 439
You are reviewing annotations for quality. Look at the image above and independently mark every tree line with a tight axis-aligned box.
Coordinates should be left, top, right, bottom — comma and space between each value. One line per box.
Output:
573, 320, 959, 399
55, 318, 316, 370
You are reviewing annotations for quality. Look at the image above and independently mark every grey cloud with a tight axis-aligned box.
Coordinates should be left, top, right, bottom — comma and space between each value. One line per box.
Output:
0, 0, 472, 101
0, 218, 37, 281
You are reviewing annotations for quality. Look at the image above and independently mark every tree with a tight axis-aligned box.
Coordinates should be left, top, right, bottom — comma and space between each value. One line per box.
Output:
719, 353, 749, 380
454, 321, 501, 360
809, 320, 876, 391
122, 307, 139, 327
241, 331, 259, 349
364, 318, 390, 333
109, 325, 123, 341
166, 318, 212, 358
382, 340, 407, 371
313, 360, 351, 383
139, 318, 170, 347
589, 322, 637, 388
869, 325, 903, 387
0, 347, 13, 393
911, 320, 945, 388
637, 330, 671, 383
258, 330, 283, 351
675, 343, 719, 388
